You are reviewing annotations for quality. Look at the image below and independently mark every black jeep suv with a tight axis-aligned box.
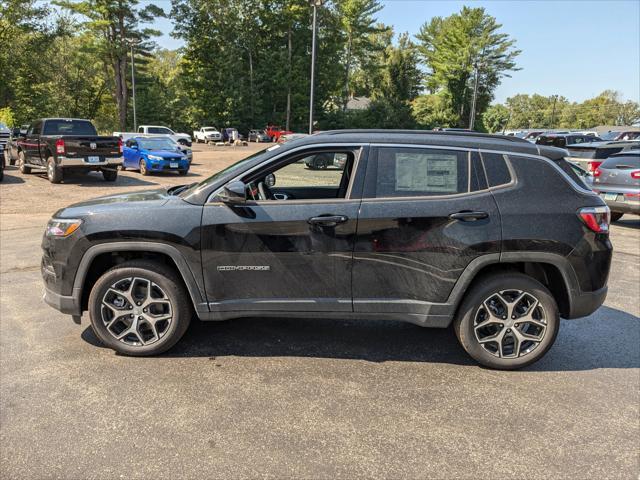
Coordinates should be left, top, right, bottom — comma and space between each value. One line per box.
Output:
42, 130, 612, 369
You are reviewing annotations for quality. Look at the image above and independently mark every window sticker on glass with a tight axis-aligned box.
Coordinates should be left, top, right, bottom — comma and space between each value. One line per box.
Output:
395, 153, 459, 193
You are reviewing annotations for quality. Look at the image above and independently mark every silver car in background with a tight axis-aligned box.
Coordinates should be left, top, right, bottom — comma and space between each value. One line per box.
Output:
592, 150, 640, 222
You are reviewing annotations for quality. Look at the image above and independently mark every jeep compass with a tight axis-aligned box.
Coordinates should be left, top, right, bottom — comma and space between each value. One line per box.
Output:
42, 130, 612, 369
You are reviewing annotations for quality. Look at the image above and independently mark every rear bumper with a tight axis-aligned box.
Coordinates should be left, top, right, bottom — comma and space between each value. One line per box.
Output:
58, 156, 123, 168
567, 285, 608, 319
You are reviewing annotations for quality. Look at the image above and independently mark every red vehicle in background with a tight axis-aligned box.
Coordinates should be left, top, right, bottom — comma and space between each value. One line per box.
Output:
265, 125, 292, 143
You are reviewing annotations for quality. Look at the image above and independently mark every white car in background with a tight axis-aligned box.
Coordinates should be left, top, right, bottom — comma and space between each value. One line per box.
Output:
193, 127, 222, 143
114, 125, 192, 146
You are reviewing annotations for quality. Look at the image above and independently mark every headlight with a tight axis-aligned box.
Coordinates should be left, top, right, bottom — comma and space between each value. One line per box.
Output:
148, 155, 163, 161
46, 218, 82, 237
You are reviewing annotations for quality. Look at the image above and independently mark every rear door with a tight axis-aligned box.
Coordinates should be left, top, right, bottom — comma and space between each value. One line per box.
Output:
352, 145, 501, 315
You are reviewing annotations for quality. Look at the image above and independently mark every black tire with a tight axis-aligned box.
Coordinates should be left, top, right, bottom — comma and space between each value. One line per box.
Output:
610, 212, 624, 222
453, 273, 560, 370
47, 156, 64, 183
18, 151, 31, 174
178, 170, 188, 176
102, 169, 118, 182
139, 159, 149, 176
88, 260, 192, 356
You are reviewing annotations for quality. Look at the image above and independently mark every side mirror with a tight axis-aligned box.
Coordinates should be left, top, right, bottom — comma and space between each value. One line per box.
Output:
218, 181, 247, 204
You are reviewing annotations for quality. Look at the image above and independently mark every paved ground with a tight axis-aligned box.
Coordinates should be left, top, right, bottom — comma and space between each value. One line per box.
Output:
1, 144, 639, 479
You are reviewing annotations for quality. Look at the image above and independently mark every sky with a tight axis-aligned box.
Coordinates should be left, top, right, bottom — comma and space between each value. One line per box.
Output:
147, 0, 640, 104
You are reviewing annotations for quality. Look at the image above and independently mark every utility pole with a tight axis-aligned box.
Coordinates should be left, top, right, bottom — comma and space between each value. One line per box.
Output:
469, 61, 480, 131
128, 39, 142, 131
130, 43, 137, 131
550, 95, 558, 128
308, 1, 323, 134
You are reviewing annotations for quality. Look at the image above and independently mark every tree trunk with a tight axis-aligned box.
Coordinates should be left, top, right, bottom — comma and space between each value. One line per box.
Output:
285, 25, 292, 131
343, 31, 353, 112
248, 49, 254, 125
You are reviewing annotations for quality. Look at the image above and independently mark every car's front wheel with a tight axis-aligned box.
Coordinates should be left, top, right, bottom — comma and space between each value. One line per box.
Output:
139, 159, 149, 176
454, 273, 559, 370
88, 260, 192, 356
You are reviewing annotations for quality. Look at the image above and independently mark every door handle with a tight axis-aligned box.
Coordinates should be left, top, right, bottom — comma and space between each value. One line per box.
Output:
449, 211, 488, 221
307, 215, 349, 227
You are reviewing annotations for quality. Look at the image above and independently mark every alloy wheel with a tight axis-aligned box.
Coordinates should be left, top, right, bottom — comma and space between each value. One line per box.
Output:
473, 289, 547, 359
100, 277, 173, 347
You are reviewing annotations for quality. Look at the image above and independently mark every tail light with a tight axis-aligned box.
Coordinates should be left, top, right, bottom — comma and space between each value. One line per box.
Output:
587, 161, 602, 173
593, 167, 601, 177
118, 138, 123, 154
631, 170, 640, 179
55, 138, 65, 155
578, 206, 610, 233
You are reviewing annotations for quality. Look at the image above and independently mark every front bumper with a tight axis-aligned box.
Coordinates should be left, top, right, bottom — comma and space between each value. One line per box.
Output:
43, 286, 81, 316
58, 156, 123, 168
146, 159, 190, 172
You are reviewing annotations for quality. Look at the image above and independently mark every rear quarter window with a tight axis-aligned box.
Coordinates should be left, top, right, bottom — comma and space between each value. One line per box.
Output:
481, 152, 513, 187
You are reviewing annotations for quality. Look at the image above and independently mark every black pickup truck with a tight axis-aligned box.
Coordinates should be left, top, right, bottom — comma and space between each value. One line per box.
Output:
17, 118, 123, 183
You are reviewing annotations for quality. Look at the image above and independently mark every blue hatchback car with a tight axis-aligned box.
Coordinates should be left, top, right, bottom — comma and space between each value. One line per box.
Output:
123, 136, 190, 175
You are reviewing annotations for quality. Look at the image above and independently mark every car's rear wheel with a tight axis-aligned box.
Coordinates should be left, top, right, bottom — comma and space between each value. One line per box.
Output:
102, 169, 117, 181
47, 156, 63, 183
18, 151, 31, 174
610, 212, 624, 222
88, 261, 192, 356
454, 273, 559, 370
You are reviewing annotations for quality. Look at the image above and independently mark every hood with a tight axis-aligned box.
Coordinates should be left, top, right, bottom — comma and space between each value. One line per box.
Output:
54, 188, 171, 218
143, 149, 185, 159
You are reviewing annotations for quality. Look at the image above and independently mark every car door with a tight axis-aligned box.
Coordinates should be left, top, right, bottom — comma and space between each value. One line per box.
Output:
123, 139, 139, 168
22, 121, 41, 163
352, 145, 501, 316
199, 146, 367, 314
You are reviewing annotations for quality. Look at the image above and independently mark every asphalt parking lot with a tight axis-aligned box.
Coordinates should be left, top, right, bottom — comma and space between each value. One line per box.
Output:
1, 143, 639, 479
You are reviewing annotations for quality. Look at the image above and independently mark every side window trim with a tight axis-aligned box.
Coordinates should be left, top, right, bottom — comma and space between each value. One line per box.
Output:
206, 144, 369, 204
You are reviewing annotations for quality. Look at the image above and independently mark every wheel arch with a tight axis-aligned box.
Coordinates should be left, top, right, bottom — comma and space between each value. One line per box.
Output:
447, 253, 578, 321
74, 242, 207, 316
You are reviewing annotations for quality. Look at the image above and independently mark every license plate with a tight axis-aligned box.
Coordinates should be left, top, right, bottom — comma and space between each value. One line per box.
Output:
87, 156, 100, 163
170, 162, 179, 168
604, 193, 618, 201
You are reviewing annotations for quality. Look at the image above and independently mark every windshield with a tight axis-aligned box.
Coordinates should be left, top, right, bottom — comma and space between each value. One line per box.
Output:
600, 131, 620, 141
203, 127, 218, 132
179, 146, 277, 198
138, 137, 177, 150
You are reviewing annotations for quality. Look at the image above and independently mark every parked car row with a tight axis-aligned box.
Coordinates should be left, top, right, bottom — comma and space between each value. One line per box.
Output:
1, 118, 193, 183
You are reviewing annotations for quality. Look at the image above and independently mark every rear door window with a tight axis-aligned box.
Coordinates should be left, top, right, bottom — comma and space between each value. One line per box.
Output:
366, 147, 469, 198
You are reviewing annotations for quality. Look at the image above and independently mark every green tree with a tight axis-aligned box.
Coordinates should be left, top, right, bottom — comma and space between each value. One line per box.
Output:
416, 6, 520, 128
482, 103, 509, 133
55, 0, 165, 130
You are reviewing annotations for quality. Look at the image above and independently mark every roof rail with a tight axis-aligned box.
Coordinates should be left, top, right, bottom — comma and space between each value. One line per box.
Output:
314, 129, 532, 144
